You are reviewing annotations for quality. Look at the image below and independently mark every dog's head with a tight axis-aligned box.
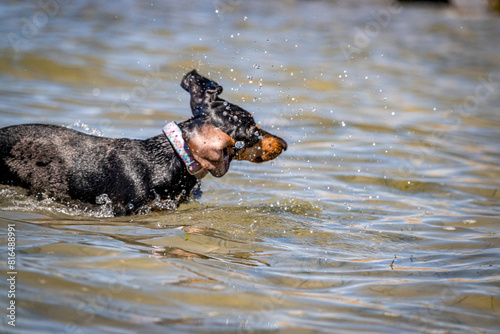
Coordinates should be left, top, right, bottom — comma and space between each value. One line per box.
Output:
180, 70, 287, 177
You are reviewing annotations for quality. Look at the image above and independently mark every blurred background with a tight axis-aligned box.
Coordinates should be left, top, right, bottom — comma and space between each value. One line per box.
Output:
1, 1, 499, 333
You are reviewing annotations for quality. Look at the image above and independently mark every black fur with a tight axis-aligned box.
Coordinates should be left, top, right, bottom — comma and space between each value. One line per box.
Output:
181, 70, 285, 161
0, 122, 199, 215
181, 70, 257, 141
0, 70, 287, 216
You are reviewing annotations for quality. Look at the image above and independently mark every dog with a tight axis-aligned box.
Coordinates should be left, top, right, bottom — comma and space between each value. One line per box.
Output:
0, 70, 287, 216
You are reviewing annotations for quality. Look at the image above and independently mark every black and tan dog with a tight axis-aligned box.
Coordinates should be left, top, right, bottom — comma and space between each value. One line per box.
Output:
0, 70, 287, 216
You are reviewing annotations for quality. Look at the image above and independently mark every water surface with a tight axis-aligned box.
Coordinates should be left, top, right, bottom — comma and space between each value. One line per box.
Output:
1, 1, 499, 333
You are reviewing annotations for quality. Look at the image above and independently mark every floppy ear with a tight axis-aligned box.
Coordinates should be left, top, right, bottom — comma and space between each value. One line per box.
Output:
186, 124, 235, 178
181, 70, 223, 117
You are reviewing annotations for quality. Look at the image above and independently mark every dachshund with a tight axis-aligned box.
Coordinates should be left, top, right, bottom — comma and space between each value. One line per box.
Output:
0, 70, 287, 216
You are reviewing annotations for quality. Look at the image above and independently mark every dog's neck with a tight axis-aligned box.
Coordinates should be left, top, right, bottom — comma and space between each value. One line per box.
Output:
163, 122, 208, 179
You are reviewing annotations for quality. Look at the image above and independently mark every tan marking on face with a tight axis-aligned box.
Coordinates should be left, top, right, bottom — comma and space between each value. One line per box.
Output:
235, 131, 287, 163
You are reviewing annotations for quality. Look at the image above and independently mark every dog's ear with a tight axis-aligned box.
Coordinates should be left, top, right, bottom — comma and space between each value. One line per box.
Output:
186, 124, 235, 178
181, 70, 223, 117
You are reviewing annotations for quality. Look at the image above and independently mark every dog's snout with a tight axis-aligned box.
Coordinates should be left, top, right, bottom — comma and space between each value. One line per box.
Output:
277, 136, 287, 151
234, 130, 287, 163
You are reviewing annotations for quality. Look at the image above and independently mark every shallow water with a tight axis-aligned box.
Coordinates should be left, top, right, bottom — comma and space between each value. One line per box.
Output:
1, 0, 500, 333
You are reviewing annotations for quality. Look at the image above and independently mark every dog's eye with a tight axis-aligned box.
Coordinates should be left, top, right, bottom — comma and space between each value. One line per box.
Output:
234, 141, 245, 149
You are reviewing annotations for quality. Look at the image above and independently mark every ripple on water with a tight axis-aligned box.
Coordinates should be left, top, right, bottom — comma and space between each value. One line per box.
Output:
1, 0, 500, 333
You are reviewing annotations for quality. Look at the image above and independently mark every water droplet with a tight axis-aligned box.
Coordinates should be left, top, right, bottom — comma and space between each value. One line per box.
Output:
234, 141, 245, 149
223, 111, 228, 116
95, 194, 111, 205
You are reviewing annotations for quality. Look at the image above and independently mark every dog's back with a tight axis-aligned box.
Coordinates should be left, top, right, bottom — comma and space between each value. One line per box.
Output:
0, 124, 150, 207
1, 124, 96, 196
0, 124, 56, 189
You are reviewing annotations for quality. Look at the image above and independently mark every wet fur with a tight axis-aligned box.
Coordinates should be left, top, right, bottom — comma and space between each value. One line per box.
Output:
0, 70, 287, 216
0, 123, 198, 216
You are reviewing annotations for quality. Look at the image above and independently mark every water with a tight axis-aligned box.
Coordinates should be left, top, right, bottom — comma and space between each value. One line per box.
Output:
1, 0, 500, 333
